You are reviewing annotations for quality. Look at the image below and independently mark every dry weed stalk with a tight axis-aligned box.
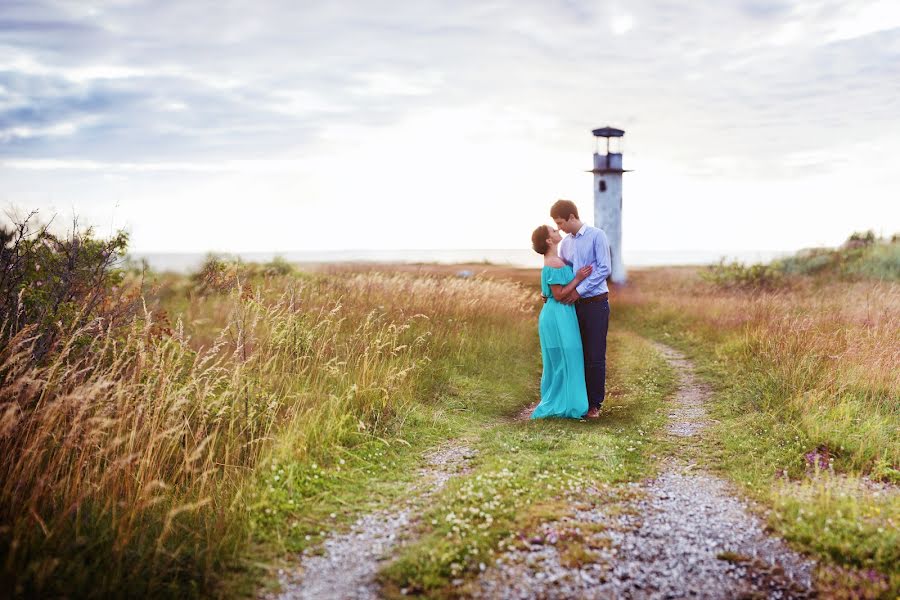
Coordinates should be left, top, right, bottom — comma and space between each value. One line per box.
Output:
0, 269, 533, 592
619, 269, 899, 470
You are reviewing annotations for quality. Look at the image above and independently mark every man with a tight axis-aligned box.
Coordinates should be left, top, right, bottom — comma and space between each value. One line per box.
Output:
551, 199, 611, 419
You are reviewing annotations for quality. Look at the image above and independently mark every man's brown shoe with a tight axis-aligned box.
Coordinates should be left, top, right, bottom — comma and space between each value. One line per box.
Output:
585, 407, 601, 419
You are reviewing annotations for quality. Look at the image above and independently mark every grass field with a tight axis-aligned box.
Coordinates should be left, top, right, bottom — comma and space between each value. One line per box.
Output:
2, 236, 897, 597
1, 259, 541, 597
614, 265, 899, 594
377, 328, 674, 596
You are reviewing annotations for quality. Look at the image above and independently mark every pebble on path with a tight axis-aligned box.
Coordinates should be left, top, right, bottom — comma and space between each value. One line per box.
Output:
472, 341, 817, 600
265, 443, 476, 600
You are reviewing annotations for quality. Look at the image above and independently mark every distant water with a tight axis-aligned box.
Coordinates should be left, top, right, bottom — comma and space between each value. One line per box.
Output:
129, 249, 791, 274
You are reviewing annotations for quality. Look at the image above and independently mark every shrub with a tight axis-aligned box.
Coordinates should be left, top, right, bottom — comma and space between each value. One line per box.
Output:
746, 232, 899, 283
845, 242, 900, 280
846, 230, 876, 247
776, 248, 837, 276
263, 255, 294, 277
189, 253, 237, 294
701, 260, 785, 291
0, 211, 133, 362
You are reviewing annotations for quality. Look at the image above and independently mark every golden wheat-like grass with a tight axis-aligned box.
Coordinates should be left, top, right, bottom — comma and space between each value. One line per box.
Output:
619, 269, 899, 469
0, 269, 534, 593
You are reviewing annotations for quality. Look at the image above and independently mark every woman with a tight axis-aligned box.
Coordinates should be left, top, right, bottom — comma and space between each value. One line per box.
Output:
530, 225, 592, 419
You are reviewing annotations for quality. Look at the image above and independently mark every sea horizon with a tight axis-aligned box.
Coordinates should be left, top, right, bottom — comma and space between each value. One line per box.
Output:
128, 248, 793, 273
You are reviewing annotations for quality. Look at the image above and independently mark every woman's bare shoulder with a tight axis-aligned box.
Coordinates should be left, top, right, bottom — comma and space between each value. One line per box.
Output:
544, 256, 566, 268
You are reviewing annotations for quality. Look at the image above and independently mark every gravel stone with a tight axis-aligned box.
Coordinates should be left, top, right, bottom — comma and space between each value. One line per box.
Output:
650, 342, 713, 438
471, 341, 817, 599
265, 443, 475, 600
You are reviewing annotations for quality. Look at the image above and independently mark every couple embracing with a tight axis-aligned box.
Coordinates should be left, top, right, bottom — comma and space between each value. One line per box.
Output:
530, 199, 611, 420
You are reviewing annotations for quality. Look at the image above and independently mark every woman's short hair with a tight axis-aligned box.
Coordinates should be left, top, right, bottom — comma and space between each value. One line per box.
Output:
550, 199, 579, 221
531, 225, 550, 255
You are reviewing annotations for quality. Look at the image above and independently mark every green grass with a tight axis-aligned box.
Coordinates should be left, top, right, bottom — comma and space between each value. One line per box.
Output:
20, 253, 895, 597
845, 241, 900, 280
776, 236, 900, 281
1, 264, 545, 598
377, 329, 676, 597
615, 296, 900, 597
708, 232, 900, 285
223, 293, 543, 595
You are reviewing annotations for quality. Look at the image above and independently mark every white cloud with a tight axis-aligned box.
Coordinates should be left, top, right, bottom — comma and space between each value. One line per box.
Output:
0, 157, 305, 173
826, 0, 900, 42
610, 13, 634, 35
0, 0, 897, 253
263, 89, 349, 116
1, 48, 148, 82
0, 117, 95, 141
355, 70, 444, 97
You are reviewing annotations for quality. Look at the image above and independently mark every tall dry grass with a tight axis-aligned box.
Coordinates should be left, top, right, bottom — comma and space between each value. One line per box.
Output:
617, 268, 899, 476
618, 267, 900, 586
0, 267, 532, 596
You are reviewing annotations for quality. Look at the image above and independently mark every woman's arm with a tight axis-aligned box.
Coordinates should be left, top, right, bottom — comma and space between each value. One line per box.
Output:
549, 265, 592, 301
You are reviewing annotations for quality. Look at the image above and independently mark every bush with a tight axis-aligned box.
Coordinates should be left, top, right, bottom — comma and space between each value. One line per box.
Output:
846, 230, 876, 247
189, 253, 238, 294
776, 248, 837, 276
774, 232, 899, 282
845, 242, 900, 280
721, 232, 900, 286
0, 211, 133, 362
263, 255, 294, 277
701, 260, 785, 291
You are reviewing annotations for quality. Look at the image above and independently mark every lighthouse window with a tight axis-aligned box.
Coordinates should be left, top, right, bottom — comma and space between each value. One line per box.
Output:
599, 180, 607, 192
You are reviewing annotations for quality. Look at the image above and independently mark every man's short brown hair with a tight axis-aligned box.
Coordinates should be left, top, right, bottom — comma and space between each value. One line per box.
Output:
550, 199, 579, 221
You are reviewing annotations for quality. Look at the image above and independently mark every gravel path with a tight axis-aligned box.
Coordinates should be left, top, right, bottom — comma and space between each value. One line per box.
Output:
267, 443, 476, 600
472, 341, 816, 599
652, 343, 712, 438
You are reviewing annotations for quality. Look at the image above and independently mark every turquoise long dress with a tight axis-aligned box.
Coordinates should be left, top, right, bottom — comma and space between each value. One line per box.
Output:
531, 265, 589, 419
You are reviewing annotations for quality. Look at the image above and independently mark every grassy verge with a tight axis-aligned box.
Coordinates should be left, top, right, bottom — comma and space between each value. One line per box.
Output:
615, 268, 899, 597
378, 328, 676, 597
245, 274, 543, 594
1, 261, 541, 598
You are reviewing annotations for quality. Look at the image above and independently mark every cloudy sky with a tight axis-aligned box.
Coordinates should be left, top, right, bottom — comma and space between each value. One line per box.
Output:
1, 0, 898, 254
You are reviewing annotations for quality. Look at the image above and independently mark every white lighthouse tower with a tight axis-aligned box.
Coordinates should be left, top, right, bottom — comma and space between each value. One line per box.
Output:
589, 126, 630, 284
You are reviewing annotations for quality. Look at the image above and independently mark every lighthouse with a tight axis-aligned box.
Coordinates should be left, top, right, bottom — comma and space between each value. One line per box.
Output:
589, 126, 630, 284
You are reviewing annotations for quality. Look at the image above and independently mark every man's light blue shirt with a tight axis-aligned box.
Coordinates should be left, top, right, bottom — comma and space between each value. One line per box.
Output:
559, 224, 611, 297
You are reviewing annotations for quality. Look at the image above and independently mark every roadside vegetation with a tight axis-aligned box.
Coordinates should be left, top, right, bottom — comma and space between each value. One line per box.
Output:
0, 213, 539, 597
378, 330, 675, 597
703, 230, 899, 290
616, 232, 899, 596
3, 212, 895, 598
